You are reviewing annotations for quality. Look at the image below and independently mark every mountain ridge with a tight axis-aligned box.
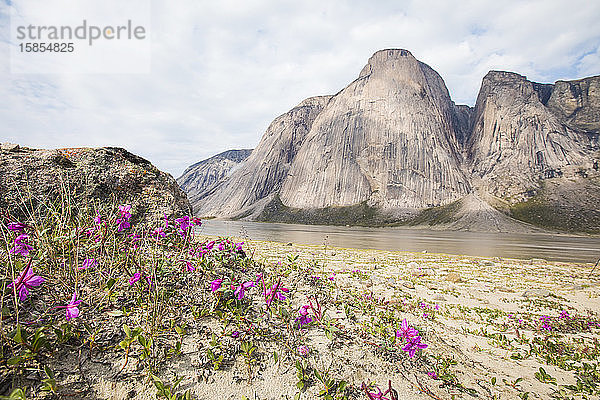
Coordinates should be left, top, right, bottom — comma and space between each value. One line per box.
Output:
180, 49, 600, 233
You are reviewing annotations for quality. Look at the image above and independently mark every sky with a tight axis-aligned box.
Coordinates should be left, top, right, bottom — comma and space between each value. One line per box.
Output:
1, 0, 599, 177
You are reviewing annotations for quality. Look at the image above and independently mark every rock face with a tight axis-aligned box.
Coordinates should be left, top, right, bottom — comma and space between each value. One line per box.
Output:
279, 50, 470, 210
177, 149, 252, 207
194, 96, 331, 217
0, 146, 191, 225
182, 49, 600, 232
467, 71, 596, 202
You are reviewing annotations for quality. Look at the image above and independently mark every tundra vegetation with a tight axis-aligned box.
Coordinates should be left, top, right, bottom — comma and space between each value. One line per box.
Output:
0, 190, 599, 400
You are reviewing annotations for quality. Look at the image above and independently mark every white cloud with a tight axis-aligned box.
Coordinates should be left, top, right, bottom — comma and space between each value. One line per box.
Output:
1, 0, 599, 176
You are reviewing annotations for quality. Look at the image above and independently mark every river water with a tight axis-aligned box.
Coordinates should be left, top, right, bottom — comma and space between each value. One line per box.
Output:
196, 220, 600, 264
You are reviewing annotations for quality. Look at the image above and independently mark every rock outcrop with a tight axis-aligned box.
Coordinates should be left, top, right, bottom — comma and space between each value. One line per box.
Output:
466, 71, 596, 202
177, 149, 252, 206
194, 96, 331, 217
0, 146, 191, 225
182, 49, 600, 232
279, 50, 470, 210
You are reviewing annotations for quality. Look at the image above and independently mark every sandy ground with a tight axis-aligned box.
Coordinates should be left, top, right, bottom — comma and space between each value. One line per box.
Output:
53, 238, 599, 400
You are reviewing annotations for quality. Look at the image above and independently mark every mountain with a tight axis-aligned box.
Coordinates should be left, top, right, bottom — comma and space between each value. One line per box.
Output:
182, 49, 600, 233
177, 149, 252, 207
192, 96, 331, 218
0, 145, 192, 225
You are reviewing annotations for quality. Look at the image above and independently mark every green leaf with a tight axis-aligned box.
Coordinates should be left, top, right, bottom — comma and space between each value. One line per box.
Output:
10, 325, 25, 344
314, 370, 323, 383
43, 365, 55, 379
7, 356, 23, 366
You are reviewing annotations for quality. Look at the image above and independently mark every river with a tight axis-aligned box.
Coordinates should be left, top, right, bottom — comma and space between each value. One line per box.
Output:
196, 220, 600, 264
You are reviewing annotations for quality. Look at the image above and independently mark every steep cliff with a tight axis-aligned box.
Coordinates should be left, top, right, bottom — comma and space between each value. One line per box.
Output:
195, 96, 331, 217
177, 149, 252, 206
280, 49, 470, 210
0, 145, 191, 225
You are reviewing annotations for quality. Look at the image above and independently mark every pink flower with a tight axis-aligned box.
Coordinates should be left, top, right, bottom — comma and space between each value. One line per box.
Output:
427, 371, 438, 379
234, 281, 255, 300
8, 263, 44, 301
396, 318, 418, 341
402, 336, 427, 358
116, 218, 130, 232
152, 227, 166, 238
7, 222, 27, 231
185, 261, 195, 272
231, 331, 240, 338
94, 213, 102, 225
175, 216, 192, 236
265, 283, 289, 305
79, 258, 98, 270
210, 279, 223, 292
119, 204, 132, 219
297, 345, 309, 356
65, 292, 81, 321
10, 234, 33, 256
295, 305, 313, 327
129, 272, 141, 285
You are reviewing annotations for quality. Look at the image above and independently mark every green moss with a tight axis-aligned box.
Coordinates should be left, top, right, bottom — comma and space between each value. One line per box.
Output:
509, 181, 600, 234
406, 199, 463, 226
256, 195, 399, 226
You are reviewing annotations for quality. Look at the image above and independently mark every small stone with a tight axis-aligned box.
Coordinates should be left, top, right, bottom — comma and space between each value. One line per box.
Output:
434, 294, 446, 301
522, 288, 551, 298
445, 272, 462, 283
402, 281, 415, 289
482, 260, 496, 267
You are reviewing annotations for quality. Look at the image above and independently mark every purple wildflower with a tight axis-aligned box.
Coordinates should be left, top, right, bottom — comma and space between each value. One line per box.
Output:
152, 226, 166, 238
210, 279, 223, 292
79, 258, 98, 270
116, 218, 130, 232
396, 318, 418, 341
402, 336, 427, 358
185, 261, 195, 272
295, 305, 313, 327
234, 281, 255, 300
297, 345, 309, 356
265, 283, 289, 305
129, 272, 141, 285
7, 222, 27, 231
119, 204, 132, 219
175, 216, 192, 236
231, 331, 240, 338
427, 371, 438, 379
8, 263, 45, 301
10, 234, 33, 256
94, 213, 102, 225
65, 292, 81, 321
